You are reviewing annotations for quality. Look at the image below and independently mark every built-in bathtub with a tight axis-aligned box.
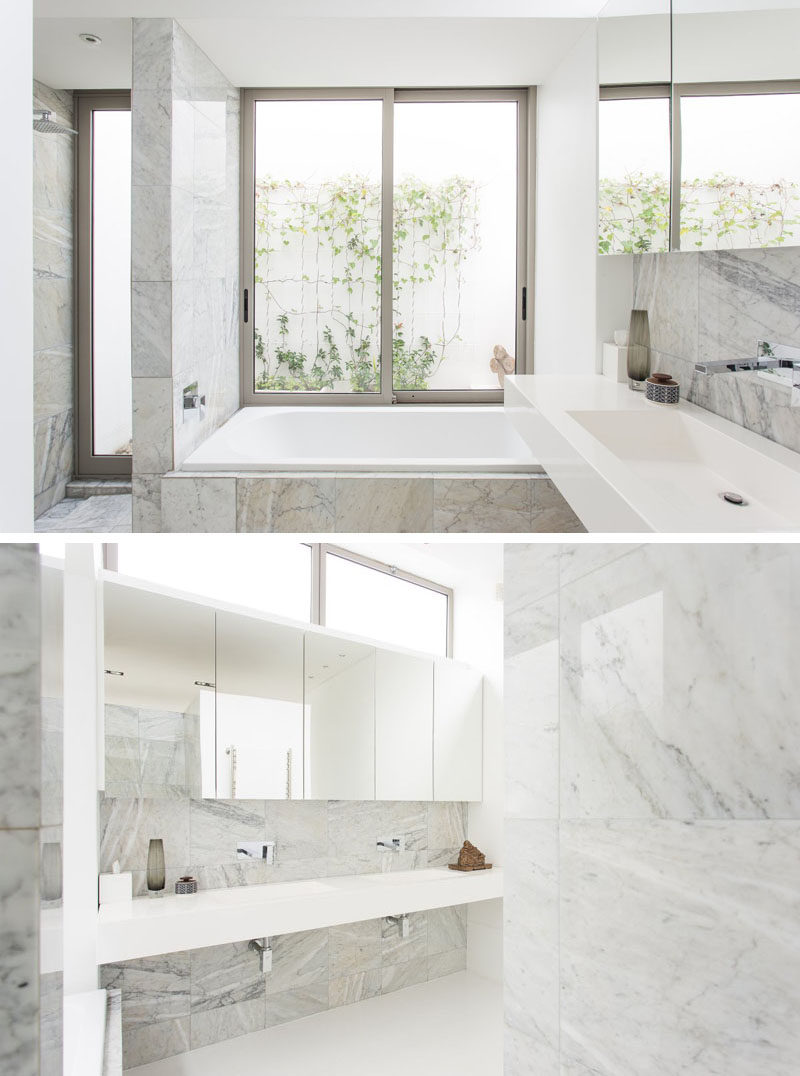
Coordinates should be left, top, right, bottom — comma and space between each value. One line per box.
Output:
156, 406, 585, 534
180, 405, 539, 472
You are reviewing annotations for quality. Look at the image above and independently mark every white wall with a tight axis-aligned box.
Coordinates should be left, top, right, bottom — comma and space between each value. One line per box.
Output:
0, 0, 34, 531
534, 21, 599, 375
597, 253, 634, 369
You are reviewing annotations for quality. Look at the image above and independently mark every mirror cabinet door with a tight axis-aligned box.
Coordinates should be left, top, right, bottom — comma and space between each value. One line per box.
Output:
103, 582, 215, 798
375, 649, 433, 801
433, 660, 483, 802
304, 632, 376, 800
215, 612, 305, 800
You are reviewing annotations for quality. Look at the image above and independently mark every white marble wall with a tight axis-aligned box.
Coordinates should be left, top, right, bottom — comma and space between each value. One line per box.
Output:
504, 543, 800, 1074
98, 796, 468, 1065
33, 82, 74, 517
131, 19, 239, 531
633, 248, 800, 453
0, 546, 42, 1076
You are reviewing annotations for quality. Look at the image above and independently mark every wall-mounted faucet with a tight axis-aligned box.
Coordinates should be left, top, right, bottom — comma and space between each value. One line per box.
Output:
385, 914, 410, 940
377, 836, 406, 854
237, 840, 275, 864
182, 381, 206, 422
249, 937, 272, 974
695, 341, 800, 405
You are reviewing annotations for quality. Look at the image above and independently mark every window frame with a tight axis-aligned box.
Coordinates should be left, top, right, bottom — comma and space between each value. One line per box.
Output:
240, 86, 531, 406
600, 79, 800, 254
75, 90, 132, 478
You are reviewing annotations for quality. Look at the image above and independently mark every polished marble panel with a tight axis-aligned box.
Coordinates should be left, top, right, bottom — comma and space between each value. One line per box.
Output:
162, 477, 236, 532
433, 478, 531, 533
560, 819, 800, 1076
132, 281, 172, 378
237, 478, 336, 533
35, 493, 132, 533
189, 799, 265, 866
335, 478, 433, 533
505, 640, 559, 820
0, 830, 40, 1076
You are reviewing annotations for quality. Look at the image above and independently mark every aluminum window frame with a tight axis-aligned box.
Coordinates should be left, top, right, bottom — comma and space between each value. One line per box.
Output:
240, 86, 531, 406
75, 90, 132, 478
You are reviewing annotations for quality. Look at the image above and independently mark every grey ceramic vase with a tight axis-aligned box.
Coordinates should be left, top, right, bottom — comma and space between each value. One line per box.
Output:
146, 838, 166, 896
627, 308, 651, 390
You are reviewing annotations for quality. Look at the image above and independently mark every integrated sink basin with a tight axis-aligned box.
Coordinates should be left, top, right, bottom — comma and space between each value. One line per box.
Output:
505, 375, 800, 532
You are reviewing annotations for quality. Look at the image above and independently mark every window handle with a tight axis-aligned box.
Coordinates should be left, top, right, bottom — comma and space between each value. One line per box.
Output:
244, 288, 249, 323
521, 286, 527, 322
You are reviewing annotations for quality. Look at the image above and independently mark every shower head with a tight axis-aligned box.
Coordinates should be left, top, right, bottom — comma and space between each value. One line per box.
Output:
33, 110, 78, 136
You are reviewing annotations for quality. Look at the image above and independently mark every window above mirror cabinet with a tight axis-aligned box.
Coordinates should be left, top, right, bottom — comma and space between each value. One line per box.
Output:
102, 577, 483, 803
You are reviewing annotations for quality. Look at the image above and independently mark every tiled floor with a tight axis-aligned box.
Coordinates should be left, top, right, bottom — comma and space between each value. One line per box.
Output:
34, 494, 132, 533
127, 971, 502, 1076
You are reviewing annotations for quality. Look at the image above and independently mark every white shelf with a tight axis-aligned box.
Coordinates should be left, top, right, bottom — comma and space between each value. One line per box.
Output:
97, 867, 503, 965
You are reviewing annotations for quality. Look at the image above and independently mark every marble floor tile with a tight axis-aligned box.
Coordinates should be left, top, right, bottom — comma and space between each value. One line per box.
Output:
560, 819, 800, 1076
35, 493, 132, 533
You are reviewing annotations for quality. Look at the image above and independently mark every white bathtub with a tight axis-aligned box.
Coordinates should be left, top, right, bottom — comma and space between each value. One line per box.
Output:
180, 406, 540, 473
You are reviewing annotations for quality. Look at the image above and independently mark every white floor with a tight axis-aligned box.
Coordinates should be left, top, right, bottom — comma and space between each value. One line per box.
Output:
128, 972, 502, 1076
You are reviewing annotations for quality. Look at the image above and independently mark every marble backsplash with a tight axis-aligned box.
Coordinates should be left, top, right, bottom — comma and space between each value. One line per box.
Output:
633, 247, 800, 453
33, 82, 74, 517
504, 543, 800, 1075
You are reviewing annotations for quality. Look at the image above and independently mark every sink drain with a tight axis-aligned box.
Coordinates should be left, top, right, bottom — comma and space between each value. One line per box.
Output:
721, 491, 747, 506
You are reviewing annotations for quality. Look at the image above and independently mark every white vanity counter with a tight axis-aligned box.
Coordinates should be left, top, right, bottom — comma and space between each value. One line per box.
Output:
97, 867, 503, 964
505, 374, 800, 532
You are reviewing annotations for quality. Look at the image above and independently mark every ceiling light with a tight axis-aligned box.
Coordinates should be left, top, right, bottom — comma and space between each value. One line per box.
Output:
79, 32, 102, 47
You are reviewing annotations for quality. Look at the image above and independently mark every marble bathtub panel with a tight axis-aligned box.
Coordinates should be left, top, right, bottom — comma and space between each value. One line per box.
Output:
427, 905, 467, 956
266, 929, 329, 995
0, 545, 40, 829
0, 829, 39, 1076
633, 250, 699, 364
132, 475, 162, 533
335, 478, 433, 533
33, 409, 73, 504
560, 819, 800, 1076
190, 940, 265, 1011
132, 90, 172, 190
40, 970, 63, 1076
265, 981, 328, 1027
530, 478, 586, 533
427, 948, 466, 979
503, 819, 559, 1075
426, 801, 467, 859
34, 348, 72, 419
263, 801, 327, 861
236, 478, 336, 534
189, 798, 265, 866
189, 998, 265, 1050
327, 800, 383, 859
381, 955, 429, 995
133, 378, 174, 474
131, 281, 172, 378
505, 639, 559, 820
132, 185, 173, 283
381, 910, 427, 967
132, 19, 175, 93
433, 477, 531, 533
162, 477, 236, 532
328, 969, 382, 1009
99, 796, 190, 873
559, 543, 800, 820
329, 919, 382, 978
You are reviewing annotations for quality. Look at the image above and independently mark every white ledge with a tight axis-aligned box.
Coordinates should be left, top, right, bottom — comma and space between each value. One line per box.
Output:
96, 867, 503, 965
505, 374, 800, 533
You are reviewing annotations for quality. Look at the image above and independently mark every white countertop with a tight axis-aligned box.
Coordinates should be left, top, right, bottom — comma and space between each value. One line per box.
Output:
97, 867, 503, 965
505, 374, 800, 532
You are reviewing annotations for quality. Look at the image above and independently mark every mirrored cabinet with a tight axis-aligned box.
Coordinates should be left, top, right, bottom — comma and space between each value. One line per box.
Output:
102, 579, 483, 802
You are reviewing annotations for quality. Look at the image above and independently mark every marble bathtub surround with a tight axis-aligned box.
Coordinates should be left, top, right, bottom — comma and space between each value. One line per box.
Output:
633, 247, 800, 454
131, 19, 239, 531
33, 82, 74, 518
101, 905, 468, 1068
503, 543, 800, 1075
99, 797, 467, 896
160, 472, 584, 533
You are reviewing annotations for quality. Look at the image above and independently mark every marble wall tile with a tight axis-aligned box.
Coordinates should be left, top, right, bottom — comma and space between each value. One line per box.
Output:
335, 478, 433, 533
0, 829, 40, 1076
190, 940, 265, 1013
634, 251, 700, 364
427, 801, 467, 857
505, 640, 559, 820
132, 19, 174, 92
266, 929, 329, 994
237, 478, 336, 533
190, 998, 265, 1050
381, 955, 428, 994
132, 186, 173, 283
162, 476, 236, 532
99, 796, 190, 873
559, 543, 800, 820
265, 982, 328, 1027
40, 698, 63, 829
329, 919, 381, 978
109, 950, 192, 1069
264, 801, 327, 861
327, 800, 383, 860
133, 378, 174, 474
34, 347, 72, 418
131, 281, 172, 377
132, 475, 162, 533
34, 409, 73, 507
503, 819, 559, 1075
558, 543, 641, 587
505, 589, 558, 663
427, 905, 467, 956
40, 971, 63, 1076
132, 91, 172, 190
189, 798, 265, 866
0, 545, 40, 829
427, 948, 466, 979
504, 543, 560, 611
433, 478, 531, 533
381, 911, 427, 967
560, 819, 800, 1076
329, 969, 382, 1008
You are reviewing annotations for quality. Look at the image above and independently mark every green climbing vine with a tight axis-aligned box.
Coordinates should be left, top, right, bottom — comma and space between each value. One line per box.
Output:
254, 174, 479, 392
599, 171, 800, 254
